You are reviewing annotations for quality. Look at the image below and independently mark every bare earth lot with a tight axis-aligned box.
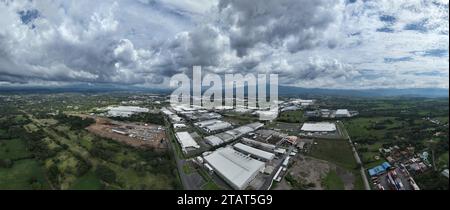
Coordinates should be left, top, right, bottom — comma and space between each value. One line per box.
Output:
86, 117, 167, 149
274, 155, 355, 190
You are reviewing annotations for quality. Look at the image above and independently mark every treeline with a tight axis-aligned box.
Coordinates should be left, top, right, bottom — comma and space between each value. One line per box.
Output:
53, 114, 95, 130
0, 115, 31, 139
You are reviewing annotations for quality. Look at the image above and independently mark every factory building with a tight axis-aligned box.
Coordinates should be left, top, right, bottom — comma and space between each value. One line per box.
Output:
241, 138, 276, 151
107, 106, 149, 117
301, 122, 336, 132
233, 143, 275, 161
204, 123, 264, 146
203, 147, 265, 190
335, 109, 351, 118
175, 132, 200, 153
195, 119, 232, 133
205, 136, 224, 146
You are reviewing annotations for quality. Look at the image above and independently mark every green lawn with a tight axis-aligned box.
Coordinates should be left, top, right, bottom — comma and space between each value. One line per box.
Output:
0, 139, 31, 160
0, 159, 50, 190
352, 173, 365, 190
322, 170, 344, 190
310, 139, 366, 190
277, 110, 305, 123
344, 117, 401, 139
310, 139, 357, 170
69, 171, 103, 190
438, 153, 449, 169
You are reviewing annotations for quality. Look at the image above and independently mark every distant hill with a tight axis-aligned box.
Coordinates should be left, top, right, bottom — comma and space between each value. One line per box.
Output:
0, 84, 447, 98
277, 86, 449, 98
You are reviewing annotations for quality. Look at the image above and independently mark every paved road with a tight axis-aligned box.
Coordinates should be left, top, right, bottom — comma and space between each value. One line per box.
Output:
261, 146, 294, 190
167, 131, 196, 190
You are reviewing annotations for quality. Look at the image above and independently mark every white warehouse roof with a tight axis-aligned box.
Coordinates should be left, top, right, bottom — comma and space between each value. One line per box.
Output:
175, 132, 200, 152
205, 136, 224, 146
336, 109, 350, 116
195, 120, 232, 132
301, 122, 336, 132
107, 106, 149, 117
233, 143, 275, 161
204, 147, 265, 190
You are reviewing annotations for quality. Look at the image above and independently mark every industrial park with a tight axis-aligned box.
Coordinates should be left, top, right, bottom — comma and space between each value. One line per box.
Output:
0, 0, 448, 196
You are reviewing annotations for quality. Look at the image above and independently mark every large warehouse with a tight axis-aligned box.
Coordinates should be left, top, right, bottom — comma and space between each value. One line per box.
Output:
106, 106, 149, 117
175, 132, 200, 153
194, 119, 232, 133
204, 122, 264, 146
301, 122, 336, 132
233, 143, 275, 161
335, 109, 351, 118
203, 147, 265, 190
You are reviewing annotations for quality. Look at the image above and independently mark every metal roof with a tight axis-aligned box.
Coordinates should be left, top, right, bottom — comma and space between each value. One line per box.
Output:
336, 109, 350, 116
301, 122, 336, 132
233, 143, 275, 161
203, 147, 265, 190
205, 136, 224, 146
175, 132, 200, 151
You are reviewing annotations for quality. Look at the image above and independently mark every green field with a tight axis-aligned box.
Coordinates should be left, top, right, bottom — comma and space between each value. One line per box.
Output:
344, 117, 400, 139
0, 139, 31, 160
69, 171, 103, 190
322, 170, 345, 190
310, 139, 357, 170
0, 159, 50, 190
277, 110, 305, 123
309, 138, 366, 190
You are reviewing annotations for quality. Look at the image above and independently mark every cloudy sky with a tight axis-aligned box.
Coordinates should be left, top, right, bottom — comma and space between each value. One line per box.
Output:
0, 0, 448, 89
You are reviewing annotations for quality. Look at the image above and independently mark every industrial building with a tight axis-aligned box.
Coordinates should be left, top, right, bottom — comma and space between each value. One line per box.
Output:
291, 99, 314, 106
175, 132, 200, 153
203, 147, 265, 190
203, 123, 264, 146
241, 138, 276, 151
107, 106, 149, 117
233, 143, 275, 161
368, 162, 391, 177
161, 108, 184, 123
304, 111, 319, 117
112, 128, 127, 135
182, 111, 223, 121
194, 119, 232, 133
204, 135, 224, 146
301, 122, 336, 132
335, 109, 351, 117
173, 123, 187, 129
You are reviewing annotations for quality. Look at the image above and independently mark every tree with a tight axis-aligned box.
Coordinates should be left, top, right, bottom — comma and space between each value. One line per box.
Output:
95, 165, 116, 184
0, 159, 13, 168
